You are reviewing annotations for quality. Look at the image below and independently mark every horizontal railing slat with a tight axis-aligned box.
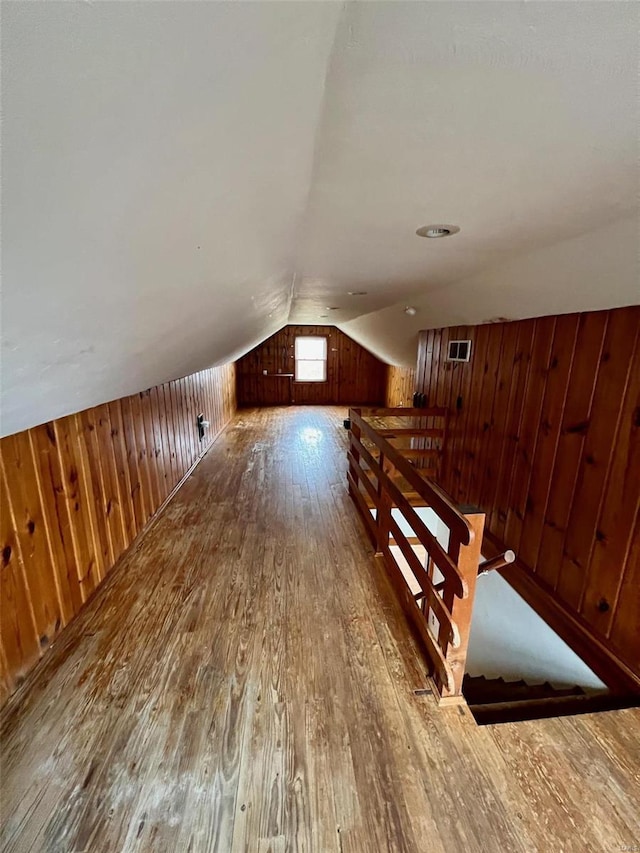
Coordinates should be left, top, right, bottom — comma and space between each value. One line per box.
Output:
357, 406, 448, 418
350, 428, 467, 598
387, 515, 460, 648
350, 409, 472, 547
389, 447, 440, 458
347, 470, 377, 546
380, 544, 456, 695
347, 449, 379, 506
349, 433, 383, 481
378, 428, 444, 438
347, 406, 485, 702
379, 469, 467, 599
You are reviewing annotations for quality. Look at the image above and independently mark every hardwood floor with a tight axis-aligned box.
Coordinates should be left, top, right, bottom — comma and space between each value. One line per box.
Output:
1, 407, 638, 852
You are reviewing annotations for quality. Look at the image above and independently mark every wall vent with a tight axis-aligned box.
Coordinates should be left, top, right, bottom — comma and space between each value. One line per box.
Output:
447, 340, 472, 362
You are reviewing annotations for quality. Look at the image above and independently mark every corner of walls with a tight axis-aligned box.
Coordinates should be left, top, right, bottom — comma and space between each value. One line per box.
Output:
0, 362, 237, 706
385, 365, 417, 407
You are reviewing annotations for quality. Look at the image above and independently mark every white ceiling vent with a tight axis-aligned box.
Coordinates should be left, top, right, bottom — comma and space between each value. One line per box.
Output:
447, 340, 472, 362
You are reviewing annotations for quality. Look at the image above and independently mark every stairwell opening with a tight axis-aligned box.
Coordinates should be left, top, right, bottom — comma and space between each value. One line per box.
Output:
467, 572, 604, 688
462, 570, 638, 725
374, 506, 638, 725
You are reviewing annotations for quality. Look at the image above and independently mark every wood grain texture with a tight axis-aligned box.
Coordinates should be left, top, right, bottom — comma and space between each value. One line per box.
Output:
347, 407, 474, 699
385, 365, 417, 407
414, 306, 640, 689
0, 364, 236, 703
236, 325, 386, 407
1, 407, 638, 853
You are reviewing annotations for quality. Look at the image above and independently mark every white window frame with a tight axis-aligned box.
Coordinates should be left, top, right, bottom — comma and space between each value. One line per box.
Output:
447, 339, 472, 362
294, 336, 328, 382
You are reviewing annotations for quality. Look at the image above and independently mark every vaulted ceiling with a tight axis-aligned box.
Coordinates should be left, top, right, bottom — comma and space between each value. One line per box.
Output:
2, 2, 638, 436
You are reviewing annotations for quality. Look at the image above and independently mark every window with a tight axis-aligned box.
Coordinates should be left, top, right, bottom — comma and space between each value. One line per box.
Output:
295, 336, 327, 382
447, 340, 472, 362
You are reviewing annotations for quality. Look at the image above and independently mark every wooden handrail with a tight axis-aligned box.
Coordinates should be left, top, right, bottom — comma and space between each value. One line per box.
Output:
355, 406, 448, 418
350, 408, 473, 547
348, 433, 467, 598
346, 405, 485, 704
392, 587, 457, 696
389, 447, 441, 458
377, 428, 445, 438
378, 465, 468, 599
347, 449, 379, 504
346, 470, 377, 546
387, 515, 460, 648
478, 551, 515, 575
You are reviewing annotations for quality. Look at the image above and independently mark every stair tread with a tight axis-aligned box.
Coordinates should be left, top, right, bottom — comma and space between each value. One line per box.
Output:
463, 673, 586, 705
469, 692, 600, 711
470, 692, 635, 725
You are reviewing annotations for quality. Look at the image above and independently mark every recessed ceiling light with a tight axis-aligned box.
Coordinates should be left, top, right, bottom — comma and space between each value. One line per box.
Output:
416, 224, 460, 239
348, 290, 368, 296
319, 314, 328, 319
404, 306, 417, 316
326, 306, 340, 310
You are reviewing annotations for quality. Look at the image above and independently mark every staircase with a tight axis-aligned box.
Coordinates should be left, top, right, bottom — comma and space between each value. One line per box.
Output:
346, 408, 637, 716
462, 674, 635, 725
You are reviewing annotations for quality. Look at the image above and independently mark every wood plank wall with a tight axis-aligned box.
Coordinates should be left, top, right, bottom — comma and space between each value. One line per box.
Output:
0, 363, 236, 704
414, 306, 640, 690
236, 325, 387, 407
385, 366, 417, 407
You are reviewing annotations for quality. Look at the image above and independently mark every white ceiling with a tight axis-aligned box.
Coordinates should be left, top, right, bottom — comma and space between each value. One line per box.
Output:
2, 2, 638, 436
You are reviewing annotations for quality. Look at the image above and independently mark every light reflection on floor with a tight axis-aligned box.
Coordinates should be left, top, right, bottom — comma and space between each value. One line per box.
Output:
298, 426, 323, 448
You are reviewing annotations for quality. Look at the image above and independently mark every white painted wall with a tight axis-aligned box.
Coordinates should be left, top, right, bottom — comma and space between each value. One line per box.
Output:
466, 571, 605, 689
380, 507, 605, 690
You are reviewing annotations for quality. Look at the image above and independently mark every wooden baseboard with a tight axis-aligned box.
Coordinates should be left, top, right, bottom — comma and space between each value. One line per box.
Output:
0, 413, 236, 713
482, 530, 640, 696
143, 418, 232, 535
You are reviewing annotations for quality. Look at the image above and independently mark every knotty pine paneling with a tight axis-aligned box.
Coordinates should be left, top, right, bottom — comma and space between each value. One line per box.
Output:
3, 407, 639, 852
414, 306, 640, 689
385, 366, 417, 407
236, 325, 387, 407
0, 363, 236, 704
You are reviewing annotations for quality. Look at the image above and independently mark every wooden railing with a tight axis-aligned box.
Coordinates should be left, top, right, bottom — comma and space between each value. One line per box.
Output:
347, 407, 485, 703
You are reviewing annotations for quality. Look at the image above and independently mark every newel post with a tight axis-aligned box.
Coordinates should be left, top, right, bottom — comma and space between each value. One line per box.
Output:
435, 510, 485, 702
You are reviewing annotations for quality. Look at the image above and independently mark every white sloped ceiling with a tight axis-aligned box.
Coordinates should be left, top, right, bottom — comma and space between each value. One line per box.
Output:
2, 2, 638, 436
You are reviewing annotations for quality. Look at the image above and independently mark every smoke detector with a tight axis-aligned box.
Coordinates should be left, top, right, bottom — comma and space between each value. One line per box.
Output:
416, 225, 460, 239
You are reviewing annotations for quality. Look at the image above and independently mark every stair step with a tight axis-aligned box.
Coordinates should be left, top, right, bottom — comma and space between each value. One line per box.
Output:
463, 674, 586, 705
469, 692, 636, 726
